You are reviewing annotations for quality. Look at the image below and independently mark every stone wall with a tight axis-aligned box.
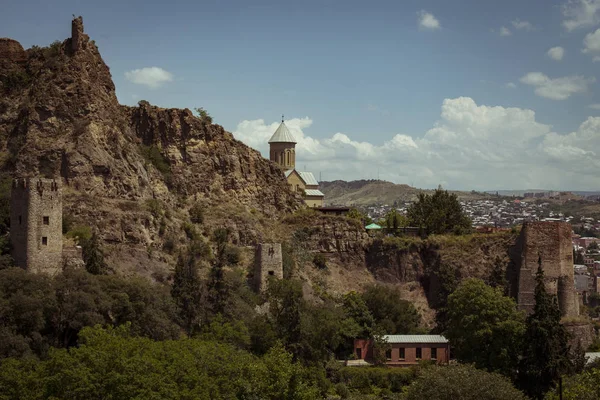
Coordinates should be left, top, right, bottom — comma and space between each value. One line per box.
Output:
0, 38, 26, 64
10, 178, 63, 275
254, 243, 283, 292
509, 221, 578, 317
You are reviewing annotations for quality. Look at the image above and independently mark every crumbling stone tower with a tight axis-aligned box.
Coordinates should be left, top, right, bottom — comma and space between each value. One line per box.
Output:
10, 178, 63, 275
508, 221, 578, 317
254, 243, 283, 292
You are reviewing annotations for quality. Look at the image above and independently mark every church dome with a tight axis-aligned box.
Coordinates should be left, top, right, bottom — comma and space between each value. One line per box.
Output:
268, 119, 297, 144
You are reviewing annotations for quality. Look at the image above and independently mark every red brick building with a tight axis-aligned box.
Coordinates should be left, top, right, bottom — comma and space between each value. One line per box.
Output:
353, 335, 450, 367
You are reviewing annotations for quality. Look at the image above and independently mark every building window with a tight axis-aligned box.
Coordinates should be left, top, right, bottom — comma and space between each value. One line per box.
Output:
416, 348, 422, 360
385, 349, 392, 361
268, 271, 275, 276
18, 215, 22, 225
399, 348, 405, 360
42, 237, 48, 246
287, 152, 290, 165
43, 216, 49, 225
431, 348, 437, 360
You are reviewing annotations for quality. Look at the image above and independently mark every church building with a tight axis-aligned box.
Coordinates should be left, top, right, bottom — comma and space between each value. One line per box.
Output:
269, 117, 324, 208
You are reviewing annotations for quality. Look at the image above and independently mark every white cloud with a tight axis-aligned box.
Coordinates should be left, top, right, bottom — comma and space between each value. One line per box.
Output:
583, 28, 600, 59
562, 0, 600, 31
590, 103, 600, 109
124, 67, 174, 88
233, 98, 600, 190
520, 72, 595, 100
499, 26, 512, 36
547, 46, 565, 60
417, 10, 441, 30
506, 82, 517, 88
512, 18, 534, 31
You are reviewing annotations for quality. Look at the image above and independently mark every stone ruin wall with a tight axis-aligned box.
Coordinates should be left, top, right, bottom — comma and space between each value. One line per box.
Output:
10, 178, 63, 275
509, 221, 578, 317
254, 243, 283, 292
0, 38, 27, 64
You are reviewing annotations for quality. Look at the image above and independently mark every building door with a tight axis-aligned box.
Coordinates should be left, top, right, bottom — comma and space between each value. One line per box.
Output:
356, 348, 362, 359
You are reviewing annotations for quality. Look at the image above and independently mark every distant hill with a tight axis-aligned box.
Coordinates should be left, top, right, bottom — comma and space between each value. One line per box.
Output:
320, 180, 493, 206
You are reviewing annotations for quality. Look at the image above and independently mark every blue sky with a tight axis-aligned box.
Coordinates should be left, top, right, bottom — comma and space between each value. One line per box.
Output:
3, 0, 600, 190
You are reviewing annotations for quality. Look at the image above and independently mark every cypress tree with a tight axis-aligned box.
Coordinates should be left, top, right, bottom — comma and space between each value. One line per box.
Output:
517, 257, 572, 399
171, 249, 204, 335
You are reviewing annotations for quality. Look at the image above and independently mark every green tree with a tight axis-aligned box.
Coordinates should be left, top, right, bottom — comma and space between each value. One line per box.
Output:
384, 208, 408, 231
546, 367, 600, 400
573, 248, 585, 265
346, 208, 372, 225
406, 188, 472, 235
404, 364, 528, 400
81, 232, 108, 275
195, 107, 213, 124
208, 228, 231, 316
362, 284, 420, 334
171, 249, 205, 335
267, 279, 303, 353
517, 259, 573, 399
446, 278, 526, 378
488, 256, 507, 290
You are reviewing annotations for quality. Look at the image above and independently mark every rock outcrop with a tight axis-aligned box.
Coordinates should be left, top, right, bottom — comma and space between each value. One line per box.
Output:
0, 16, 301, 276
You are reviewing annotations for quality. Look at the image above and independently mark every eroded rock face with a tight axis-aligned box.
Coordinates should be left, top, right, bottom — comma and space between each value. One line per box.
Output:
125, 103, 299, 216
0, 17, 302, 275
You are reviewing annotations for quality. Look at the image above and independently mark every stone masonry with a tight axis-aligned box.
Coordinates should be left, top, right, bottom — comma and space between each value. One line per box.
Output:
508, 221, 578, 317
254, 243, 283, 292
0, 38, 27, 64
10, 178, 63, 275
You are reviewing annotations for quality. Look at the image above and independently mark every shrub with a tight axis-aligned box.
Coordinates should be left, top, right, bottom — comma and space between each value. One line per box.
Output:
162, 237, 176, 254
189, 203, 204, 224
62, 213, 75, 234
145, 199, 163, 218
66, 225, 92, 243
313, 253, 327, 269
195, 107, 213, 124
183, 222, 200, 241
335, 382, 350, 399
404, 364, 527, 400
140, 145, 171, 179
335, 367, 415, 393
224, 245, 241, 266
0, 70, 31, 92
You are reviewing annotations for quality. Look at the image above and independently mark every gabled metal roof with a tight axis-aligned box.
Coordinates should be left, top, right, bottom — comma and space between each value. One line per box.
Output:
382, 335, 448, 344
268, 121, 296, 143
304, 189, 324, 197
298, 171, 318, 186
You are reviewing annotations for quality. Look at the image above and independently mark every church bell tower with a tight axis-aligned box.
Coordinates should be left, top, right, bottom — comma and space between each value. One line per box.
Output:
268, 116, 296, 171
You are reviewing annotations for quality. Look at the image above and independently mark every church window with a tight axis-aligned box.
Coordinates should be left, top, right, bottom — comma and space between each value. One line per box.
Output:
43, 216, 49, 225
287, 151, 290, 165
18, 216, 22, 225
42, 237, 48, 246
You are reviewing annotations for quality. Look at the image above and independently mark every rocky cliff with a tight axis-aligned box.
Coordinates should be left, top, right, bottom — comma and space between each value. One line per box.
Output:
0, 17, 301, 276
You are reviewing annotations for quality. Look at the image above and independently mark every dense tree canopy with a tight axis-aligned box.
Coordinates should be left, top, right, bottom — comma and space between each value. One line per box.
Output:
446, 278, 525, 378
0, 325, 321, 400
404, 364, 528, 400
406, 188, 472, 235
362, 284, 421, 334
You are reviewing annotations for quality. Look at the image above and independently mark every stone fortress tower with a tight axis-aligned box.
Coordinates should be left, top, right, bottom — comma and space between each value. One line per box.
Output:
269, 116, 296, 171
10, 178, 63, 275
254, 243, 284, 292
509, 221, 578, 317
